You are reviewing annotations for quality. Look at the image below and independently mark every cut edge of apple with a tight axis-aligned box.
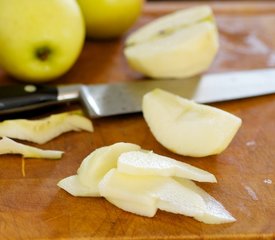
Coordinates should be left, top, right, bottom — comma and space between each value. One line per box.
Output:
126, 5, 215, 46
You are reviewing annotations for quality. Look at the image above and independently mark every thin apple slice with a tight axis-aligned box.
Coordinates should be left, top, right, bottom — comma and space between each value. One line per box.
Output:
57, 175, 92, 196
124, 5, 219, 79
175, 178, 236, 224
99, 169, 206, 218
142, 89, 242, 157
117, 150, 216, 182
0, 137, 63, 159
58, 142, 141, 196
0, 110, 93, 144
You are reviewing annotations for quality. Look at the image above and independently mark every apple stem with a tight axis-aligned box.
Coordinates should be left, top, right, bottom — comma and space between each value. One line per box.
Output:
36, 47, 51, 61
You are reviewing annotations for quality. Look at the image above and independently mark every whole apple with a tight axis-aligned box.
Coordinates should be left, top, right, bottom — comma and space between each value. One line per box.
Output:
0, 0, 85, 82
77, 0, 144, 39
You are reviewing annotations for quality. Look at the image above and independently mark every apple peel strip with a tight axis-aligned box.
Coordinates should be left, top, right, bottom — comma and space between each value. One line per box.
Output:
0, 110, 93, 144
0, 137, 63, 159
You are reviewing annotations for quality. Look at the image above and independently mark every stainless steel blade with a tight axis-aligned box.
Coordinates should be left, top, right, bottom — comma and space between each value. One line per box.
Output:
80, 68, 275, 118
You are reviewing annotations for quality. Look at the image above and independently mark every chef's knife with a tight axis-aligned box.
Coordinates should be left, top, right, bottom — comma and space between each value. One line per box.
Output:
1, 68, 275, 117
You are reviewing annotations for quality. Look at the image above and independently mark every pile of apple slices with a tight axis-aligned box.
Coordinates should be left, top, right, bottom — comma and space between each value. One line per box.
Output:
124, 5, 219, 79
58, 142, 236, 224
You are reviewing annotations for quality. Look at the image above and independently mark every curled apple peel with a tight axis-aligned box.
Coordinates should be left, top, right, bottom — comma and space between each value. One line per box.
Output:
0, 110, 93, 144
0, 137, 63, 159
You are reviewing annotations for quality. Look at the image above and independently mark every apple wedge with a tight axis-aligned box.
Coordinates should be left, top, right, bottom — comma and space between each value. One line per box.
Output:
124, 5, 219, 79
117, 150, 216, 182
142, 89, 242, 157
0, 137, 63, 159
57, 142, 141, 196
99, 168, 206, 218
0, 110, 93, 144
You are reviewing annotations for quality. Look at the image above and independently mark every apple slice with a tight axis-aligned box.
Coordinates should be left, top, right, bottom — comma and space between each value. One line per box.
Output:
99, 168, 206, 218
0, 137, 63, 159
117, 150, 216, 182
58, 142, 141, 196
0, 110, 93, 144
142, 89, 242, 157
124, 5, 219, 79
175, 178, 236, 224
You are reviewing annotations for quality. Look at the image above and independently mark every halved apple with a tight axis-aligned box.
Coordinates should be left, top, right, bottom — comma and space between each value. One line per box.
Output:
57, 142, 141, 196
117, 150, 216, 182
0, 137, 63, 159
142, 89, 242, 157
0, 110, 93, 144
124, 5, 219, 78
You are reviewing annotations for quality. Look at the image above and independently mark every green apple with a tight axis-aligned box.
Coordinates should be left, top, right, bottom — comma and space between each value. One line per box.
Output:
124, 5, 219, 79
0, 0, 85, 82
142, 89, 242, 157
77, 0, 144, 39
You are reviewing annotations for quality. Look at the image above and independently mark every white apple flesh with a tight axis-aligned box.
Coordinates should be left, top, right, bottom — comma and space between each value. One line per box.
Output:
117, 150, 217, 182
99, 169, 206, 218
58, 142, 141, 196
124, 5, 219, 79
142, 89, 242, 157
0, 0, 85, 82
0, 110, 93, 144
175, 178, 236, 224
99, 170, 235, 223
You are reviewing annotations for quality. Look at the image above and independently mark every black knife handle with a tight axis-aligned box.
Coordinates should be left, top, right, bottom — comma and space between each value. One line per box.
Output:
0, 84, 58, 115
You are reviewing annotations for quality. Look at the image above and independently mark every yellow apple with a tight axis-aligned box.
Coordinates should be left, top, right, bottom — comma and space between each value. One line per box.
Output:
0, 0, 85, 82
77, 0, 144, 39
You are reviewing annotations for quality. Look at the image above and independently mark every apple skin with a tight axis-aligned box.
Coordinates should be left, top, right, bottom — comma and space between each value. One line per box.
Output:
0, 0, 85, 82
77, 0, 144, 39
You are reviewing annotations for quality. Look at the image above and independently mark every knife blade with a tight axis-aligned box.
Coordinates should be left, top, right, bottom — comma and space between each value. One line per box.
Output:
1, 68, 275, 117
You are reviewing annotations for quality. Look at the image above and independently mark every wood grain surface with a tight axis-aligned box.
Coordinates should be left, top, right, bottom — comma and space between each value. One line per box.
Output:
0, 1, 275, 239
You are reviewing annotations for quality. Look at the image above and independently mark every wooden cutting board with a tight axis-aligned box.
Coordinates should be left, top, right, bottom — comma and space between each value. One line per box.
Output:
0, 1, 274, 239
